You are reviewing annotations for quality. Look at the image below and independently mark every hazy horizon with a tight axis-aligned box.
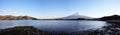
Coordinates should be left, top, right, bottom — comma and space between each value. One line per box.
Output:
0, 0, 120, 19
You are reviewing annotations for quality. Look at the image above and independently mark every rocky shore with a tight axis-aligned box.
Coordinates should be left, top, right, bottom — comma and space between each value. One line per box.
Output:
106, 20, 120, 24
0, 26, 51, 35
0, 26, 71, 35
77, 21, 120, 35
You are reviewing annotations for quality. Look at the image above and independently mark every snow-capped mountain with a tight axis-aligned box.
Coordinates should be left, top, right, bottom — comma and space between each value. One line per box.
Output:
61, 13, 93, 19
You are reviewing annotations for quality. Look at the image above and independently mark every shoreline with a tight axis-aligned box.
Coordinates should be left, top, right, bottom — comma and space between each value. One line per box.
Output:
0, 20, 120, 35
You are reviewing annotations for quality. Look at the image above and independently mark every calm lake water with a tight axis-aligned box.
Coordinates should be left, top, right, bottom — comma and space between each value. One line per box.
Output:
0, 20, 107, 33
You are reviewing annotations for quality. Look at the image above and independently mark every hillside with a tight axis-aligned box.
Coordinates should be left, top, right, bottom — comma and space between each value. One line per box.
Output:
0, 15, 37, 20
99, 15, 120, 20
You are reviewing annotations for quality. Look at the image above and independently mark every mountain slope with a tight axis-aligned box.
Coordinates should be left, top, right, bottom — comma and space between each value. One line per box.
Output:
60, 13, 93, 19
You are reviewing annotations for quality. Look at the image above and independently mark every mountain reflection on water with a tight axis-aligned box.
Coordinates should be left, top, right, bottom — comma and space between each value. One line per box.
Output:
0, 20, 107, 33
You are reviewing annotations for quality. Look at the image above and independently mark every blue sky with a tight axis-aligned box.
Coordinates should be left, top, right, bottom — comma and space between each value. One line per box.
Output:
0, 0, 120, 19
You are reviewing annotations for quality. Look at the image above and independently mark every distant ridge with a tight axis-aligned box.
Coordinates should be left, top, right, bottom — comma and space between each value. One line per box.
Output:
99, 15, 120, 20
0, 15, 37, 20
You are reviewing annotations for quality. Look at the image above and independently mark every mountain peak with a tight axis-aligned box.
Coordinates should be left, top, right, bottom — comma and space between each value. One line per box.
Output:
72, 12, 80, 16
61, 12, 93, 19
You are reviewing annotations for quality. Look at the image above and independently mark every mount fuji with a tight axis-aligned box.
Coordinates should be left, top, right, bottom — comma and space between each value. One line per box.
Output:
59, 13, 93, 19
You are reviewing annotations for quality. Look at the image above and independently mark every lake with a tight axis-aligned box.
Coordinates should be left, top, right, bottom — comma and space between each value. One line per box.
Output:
0, 20, 107, 33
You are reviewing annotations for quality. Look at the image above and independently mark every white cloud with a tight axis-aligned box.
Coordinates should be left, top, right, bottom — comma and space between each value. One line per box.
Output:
10, 12, 18, 16
0, 10, 7, 13
0, 9, 21, 16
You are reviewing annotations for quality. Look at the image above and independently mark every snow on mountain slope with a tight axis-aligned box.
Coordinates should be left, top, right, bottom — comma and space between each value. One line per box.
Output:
62, 13, 93, 19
